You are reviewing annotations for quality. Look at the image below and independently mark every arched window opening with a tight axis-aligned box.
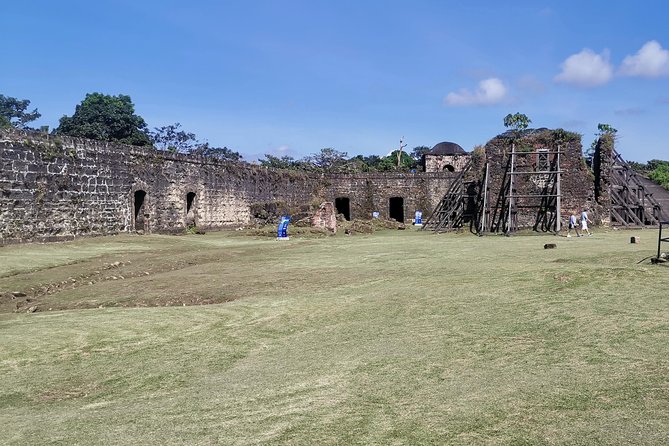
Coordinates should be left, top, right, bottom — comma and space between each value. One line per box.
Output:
186, 192, 196, 215
134, 190, 146, 231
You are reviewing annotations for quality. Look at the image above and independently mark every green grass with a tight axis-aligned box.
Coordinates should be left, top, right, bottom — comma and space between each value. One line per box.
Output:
0, 229, 668, 445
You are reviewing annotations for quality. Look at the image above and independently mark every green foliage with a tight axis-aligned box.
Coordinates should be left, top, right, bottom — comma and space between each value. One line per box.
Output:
597, 123, 618, 135
151, 123, 197, 152
150, 122, 242, 161
0, 94, 41, 129
190, 143, 242, 161
586, 123, 618, 163
261, 146, 424, 174
411, 145, 431, 160
647, 160, 669, 190
259, 154, 311, 170
553, 128, 580, 144
305, 147, 349, 171
503, 112, 531, 131
376, 150, 416, 171
56, 93, 151, 146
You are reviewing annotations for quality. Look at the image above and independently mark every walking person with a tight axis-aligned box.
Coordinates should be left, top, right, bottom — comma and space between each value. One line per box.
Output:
580, 208, 593, 236
567, 212, 581, 237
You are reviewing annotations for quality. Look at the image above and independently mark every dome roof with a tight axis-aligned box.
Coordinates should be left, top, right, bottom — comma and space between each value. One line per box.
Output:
428, 141, 467, 155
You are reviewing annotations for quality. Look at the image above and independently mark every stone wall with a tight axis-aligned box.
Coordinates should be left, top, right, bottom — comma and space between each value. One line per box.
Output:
0, 130, 455, 243
0, 130, 321, 243
592, 134, 614, 225
1, 128, 610, 243
323, 172, 456, 223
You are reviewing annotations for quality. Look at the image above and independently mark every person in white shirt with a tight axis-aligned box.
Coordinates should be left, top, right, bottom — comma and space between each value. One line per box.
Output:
580, 209, 592, 236
567, 212, 581, 237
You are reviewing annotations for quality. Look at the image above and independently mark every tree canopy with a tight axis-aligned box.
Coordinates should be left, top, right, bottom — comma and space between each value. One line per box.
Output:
151, 123, 198, 153
503, 113, 532, 131
258, 147, 422, 173
411, 145, 431, 160
0, 94, 41, 129
150, 122, 242, 161
189, 143, 242, 161
56, 93, 151, 146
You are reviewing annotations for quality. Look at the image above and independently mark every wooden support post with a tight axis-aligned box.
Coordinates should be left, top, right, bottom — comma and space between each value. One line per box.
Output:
556, 146, 561, 233
507, 144, 515, 234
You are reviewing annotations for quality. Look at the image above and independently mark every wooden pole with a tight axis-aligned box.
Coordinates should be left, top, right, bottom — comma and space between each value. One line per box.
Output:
481, 162, 489, 234
556, 145, 561, 232
507, 143, 515, 233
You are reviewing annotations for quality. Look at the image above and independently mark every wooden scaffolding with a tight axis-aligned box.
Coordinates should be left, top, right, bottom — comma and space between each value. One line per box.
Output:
608, 148, 662, 226
486, 144, 562, 234
421, 160, 478, 232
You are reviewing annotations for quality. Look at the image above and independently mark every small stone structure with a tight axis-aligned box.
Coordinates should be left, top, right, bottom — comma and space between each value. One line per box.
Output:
311, 202, 337, 233
423, 141, 470, 173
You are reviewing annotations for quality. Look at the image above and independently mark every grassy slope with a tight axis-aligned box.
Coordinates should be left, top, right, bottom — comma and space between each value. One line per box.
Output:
0, 230, 668, 445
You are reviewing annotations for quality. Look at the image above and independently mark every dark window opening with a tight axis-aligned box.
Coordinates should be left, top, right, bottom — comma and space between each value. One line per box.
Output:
536, 149, 549, 172
186, 192, 196, 215
389, 197, 404, 223
134, 190, 146, 231
443, 164, 455, 172
335, 197, 351, 221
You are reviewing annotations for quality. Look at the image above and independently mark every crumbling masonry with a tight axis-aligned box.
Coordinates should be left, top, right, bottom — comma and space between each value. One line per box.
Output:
0, 128, 665, 244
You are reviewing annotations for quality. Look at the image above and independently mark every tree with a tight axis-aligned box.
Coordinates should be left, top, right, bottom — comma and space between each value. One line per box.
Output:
190, 143, 242, 161
503, 112, 532, 131
259, 154, 304, 170
596, 123, 618, 135
306, 148, 348, 172
647, 159, 669, 190
151, 123, 197, 153
410, 146, 431, 160
0, 94, 41, 129
56, 93, 151, 146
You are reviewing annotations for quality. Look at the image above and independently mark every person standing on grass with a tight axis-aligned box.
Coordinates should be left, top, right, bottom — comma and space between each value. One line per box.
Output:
580, 208, 593, 236
567, 212, 581, 237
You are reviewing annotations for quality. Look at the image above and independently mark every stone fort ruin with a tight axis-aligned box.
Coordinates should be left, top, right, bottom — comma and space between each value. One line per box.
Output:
1, 128, 667, 244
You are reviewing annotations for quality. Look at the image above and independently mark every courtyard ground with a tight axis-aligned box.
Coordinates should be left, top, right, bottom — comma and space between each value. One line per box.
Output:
0, 228, 667, 445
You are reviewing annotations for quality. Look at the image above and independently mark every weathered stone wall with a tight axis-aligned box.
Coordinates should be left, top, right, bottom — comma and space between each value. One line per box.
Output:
1, 128, 608, 243
324, 172, 456, 222
424, 154, 470, 173
0, 130, 455, 243
592, 134, 613, 225
0, 130, 320, 243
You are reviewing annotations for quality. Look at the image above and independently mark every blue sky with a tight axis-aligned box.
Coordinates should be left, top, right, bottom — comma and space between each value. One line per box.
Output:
3, 1, 669, 162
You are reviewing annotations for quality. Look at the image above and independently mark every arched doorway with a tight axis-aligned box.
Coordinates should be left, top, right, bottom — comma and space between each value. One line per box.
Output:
443, 164, 455, 172
186, 192, 197, 227
335, 197, 351, 221
134, 190, 146, 231
389, 197, 404, 223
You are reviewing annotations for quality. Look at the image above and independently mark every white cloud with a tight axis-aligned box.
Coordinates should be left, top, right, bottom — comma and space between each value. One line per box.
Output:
445, 78, 507, 106
275, 145, 290, 153
619, 40, 669, 77
554, 48, 613, 87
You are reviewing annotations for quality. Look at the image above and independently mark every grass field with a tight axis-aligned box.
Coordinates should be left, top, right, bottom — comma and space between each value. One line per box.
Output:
0, 228, 667, 445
